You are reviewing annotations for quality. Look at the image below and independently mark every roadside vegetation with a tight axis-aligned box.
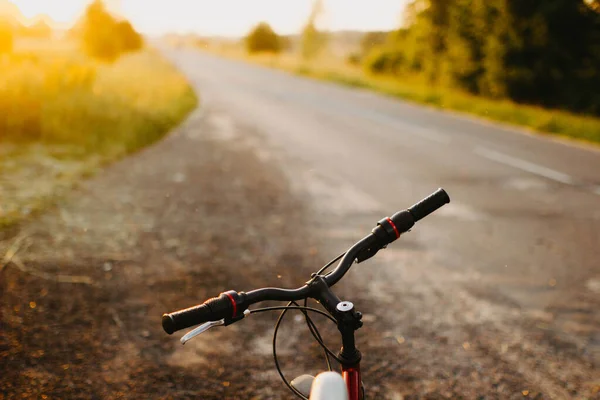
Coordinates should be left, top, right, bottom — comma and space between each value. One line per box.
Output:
237, 52, 600, 144
245, 22, 282, 54
0, 1, 197, 231
75, 0, 144, 62
199, 0, 600, 144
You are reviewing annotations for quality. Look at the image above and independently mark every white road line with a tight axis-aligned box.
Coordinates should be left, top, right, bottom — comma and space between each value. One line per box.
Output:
474, 146, 575, 185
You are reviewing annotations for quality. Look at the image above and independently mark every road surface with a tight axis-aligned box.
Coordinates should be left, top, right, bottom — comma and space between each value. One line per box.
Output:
163, 48, 600, 397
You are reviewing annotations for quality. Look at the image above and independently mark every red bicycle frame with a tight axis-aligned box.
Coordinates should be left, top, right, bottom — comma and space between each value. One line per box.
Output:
342, 365, 362, 400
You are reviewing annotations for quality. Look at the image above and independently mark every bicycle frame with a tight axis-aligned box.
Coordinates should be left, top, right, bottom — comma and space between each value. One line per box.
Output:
338, 312, 363, 400
342, 365, 362, 400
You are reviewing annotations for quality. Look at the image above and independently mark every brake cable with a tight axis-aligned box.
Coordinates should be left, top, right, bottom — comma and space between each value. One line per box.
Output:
247, 251, 349, 399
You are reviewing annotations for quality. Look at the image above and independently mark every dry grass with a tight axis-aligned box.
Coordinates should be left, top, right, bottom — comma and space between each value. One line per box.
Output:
0, 39, 197, 230
1, 42, 197, 154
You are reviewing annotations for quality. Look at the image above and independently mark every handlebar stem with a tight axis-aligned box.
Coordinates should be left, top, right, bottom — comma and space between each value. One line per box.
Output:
306, 275, 363, 367
307, 275, 343, 317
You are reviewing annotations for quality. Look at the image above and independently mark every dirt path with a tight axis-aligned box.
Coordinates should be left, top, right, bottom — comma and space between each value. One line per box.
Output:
0, 107, 331, 399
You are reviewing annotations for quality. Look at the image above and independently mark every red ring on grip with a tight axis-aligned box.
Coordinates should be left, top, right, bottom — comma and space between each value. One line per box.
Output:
224, 292, 237, 318
386, 217, 400, 239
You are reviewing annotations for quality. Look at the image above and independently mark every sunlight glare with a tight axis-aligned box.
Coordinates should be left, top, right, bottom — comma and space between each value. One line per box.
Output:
9, 0, 90, 24
7, 0, 408, 35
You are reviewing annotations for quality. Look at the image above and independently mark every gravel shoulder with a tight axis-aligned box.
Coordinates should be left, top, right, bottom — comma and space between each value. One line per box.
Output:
0, 106, 327, 399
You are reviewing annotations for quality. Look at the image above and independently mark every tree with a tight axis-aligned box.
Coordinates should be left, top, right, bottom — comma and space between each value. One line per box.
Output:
301, 0, 327, 60
78, 0, 144, 62
479, 2, 512, 98
116, 20, 143, 52
377, 0, 600, 115
496, 0, 600, 113
245, 22, 281, 53
80, 1, 121, 61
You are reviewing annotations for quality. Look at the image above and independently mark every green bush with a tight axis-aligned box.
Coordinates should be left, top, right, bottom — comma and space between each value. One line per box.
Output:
245, 22, 281, 54
363, 48, 405, 75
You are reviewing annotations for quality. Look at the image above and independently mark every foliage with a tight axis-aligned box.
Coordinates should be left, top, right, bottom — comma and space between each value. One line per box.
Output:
78, 0, 144, 63
0, 48, 197, 154
0, 20, 12, 54
245, 22, 281, 53
116, 20, 143, 52
364, 0, 600, 116
0, 44, 196, 229
363, 48, 405, 75
301, 0, 328, 60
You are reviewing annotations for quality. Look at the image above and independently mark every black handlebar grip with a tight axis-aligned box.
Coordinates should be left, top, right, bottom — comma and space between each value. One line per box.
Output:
408, 188, 450, 222
162, 303, 213, 335
162, 294, 233, 334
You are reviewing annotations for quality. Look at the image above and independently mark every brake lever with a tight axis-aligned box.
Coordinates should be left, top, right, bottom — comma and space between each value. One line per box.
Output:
181, 319, 224, 344
180, 309, 250, 345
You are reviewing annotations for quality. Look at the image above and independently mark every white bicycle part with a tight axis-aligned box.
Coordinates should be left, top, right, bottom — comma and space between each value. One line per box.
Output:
291, 372, 349, 400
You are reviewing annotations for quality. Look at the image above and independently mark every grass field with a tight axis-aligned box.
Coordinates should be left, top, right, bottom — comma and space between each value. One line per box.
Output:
211, 47, 600, 146
0, 40, 197, 231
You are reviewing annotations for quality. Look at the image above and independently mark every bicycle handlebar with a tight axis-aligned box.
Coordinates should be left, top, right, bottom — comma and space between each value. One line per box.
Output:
407, 188, 450, 222
162, 188, 450, 335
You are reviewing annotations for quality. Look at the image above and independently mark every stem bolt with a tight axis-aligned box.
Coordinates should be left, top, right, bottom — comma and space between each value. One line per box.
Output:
336, 301, 354, 312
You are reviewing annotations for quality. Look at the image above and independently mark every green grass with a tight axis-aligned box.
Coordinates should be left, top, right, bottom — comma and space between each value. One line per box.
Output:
0, 40, 198, 231
212, 48, 600, 145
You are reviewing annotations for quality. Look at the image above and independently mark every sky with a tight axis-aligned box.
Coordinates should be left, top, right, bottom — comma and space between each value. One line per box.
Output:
8, 0, 409, 36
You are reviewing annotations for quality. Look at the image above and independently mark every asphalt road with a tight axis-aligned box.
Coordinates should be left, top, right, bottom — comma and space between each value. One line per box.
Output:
164, 48, 600, 396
